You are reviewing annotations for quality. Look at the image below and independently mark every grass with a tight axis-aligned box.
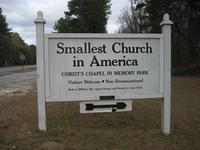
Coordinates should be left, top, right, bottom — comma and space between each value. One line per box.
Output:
0, 76, 200, 150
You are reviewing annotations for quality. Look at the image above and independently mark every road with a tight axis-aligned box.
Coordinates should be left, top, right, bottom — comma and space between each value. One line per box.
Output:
0, 65, 37, 97
0, 65, 36, 77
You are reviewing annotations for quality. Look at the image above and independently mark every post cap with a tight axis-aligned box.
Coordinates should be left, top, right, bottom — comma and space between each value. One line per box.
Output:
34, 11, 46, 24
160, 13, 173, 26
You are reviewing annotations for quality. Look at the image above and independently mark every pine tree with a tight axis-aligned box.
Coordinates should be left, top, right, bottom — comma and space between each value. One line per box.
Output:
0, 8, 10, 34
0, 8, 34, 67
54, 0, 111, 33
0, 7, 11, 67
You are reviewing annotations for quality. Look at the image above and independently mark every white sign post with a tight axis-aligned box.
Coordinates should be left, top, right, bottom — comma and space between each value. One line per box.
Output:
34, 11, 46, 131
160, 14, 173, 134
34, 11, 172, 134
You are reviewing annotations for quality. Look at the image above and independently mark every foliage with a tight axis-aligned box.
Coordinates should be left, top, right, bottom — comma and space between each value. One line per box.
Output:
54, 0, 111, 33
0, 8, 36, 67
9, 32, 35, 65
0, 7, 11, 67
118, 0, 147, 33
118, 0, 200, 75
145, 0, 200, 72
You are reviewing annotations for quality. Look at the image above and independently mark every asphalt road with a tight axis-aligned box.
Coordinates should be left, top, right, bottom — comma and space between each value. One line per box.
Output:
0, 65, 37, 85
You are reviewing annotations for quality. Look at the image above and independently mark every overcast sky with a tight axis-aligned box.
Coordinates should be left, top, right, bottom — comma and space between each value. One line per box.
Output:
1, 0, 130, 45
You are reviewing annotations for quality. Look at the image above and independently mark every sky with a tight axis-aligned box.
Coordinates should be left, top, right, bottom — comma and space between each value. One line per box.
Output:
1, 0, 130, 45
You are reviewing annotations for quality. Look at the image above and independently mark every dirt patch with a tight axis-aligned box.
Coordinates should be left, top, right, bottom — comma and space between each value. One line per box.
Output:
0, 82, 33, 97
0, 76, 200, 150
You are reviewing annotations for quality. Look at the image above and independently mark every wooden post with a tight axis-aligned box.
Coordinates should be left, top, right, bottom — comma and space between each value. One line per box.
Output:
34, 11, 46, 131
160, 14, 173, 134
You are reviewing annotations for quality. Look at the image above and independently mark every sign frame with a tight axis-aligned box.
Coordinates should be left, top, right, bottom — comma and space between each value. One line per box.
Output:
34, 11, 172, 134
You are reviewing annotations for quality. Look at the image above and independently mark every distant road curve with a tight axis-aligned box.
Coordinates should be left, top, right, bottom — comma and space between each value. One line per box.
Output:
0, 65, 37, 85
0, 65, 36, 77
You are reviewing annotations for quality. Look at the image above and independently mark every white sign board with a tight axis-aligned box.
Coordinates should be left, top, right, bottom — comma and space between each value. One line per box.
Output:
45, 34, 164, 102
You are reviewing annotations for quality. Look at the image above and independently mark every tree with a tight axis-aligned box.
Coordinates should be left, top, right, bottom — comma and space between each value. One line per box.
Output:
9, 32, 34, 65
118, 0, 200, 75
0, 8, 36, 67
29, 45, 36, 64
118, 0, 147, 33
0, 7, 11, 67
0, 8, 10, 34
54, 0, 111, 33
145, 0, 200, 73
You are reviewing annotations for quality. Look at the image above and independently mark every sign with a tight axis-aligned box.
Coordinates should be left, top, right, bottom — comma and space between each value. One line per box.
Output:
20, 54, 25, 60
20, 54, 25, 71
45, 34, 163, 101
34, 11, 172, 134
80, 100, 132, 113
